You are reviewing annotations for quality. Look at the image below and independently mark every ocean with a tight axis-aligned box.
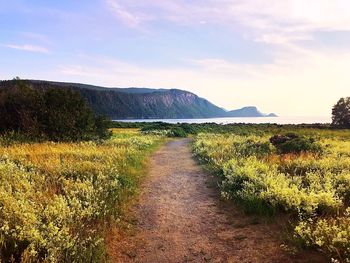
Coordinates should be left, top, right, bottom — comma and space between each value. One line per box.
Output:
114, 116, 332, 125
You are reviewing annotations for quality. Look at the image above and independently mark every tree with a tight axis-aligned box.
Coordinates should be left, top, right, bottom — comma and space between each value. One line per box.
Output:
0, 79, 111, 141
41, 88, 97, 141
0, 78, 44, 135
332, 97, 350, 128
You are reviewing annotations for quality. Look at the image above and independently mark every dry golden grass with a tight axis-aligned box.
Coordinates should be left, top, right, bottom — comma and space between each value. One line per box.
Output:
0, 129, 164, 262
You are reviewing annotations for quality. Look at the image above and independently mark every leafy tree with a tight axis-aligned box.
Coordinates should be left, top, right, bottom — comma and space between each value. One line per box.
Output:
0, 79, 44, 135
332, 97, 350, 128
94, 115, 112, 140
0, 79, 111, 141
41, 88, 97, 141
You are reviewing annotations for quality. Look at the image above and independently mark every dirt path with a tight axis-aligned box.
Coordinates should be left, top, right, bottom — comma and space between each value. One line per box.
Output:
108, 139, 324, 263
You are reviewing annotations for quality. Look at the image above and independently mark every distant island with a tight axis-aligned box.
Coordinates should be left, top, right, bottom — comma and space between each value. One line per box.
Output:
0, 79, 277, 119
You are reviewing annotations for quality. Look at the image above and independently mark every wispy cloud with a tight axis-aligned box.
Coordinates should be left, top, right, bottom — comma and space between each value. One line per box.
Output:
254, 33, 313, 44
105, 0, 350, 44
2, 0, 349, 117
3, 44, 49, 53
20, 32, 50, 43
56, 45, 350, 116
105, 0, 144, 28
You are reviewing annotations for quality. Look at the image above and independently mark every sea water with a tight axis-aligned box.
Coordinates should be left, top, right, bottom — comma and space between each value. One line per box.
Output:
114, 116, 332, 125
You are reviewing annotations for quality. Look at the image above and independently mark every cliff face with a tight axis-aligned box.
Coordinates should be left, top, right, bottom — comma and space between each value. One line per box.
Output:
0, 80, 225, 119
79, 88, 226, 119
135, 90, 225, 119
0, 80, 276, 119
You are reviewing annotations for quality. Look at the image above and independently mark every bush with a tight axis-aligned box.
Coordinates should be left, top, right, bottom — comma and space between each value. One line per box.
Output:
295, 209, 350, 261
270, 134, 322, 154
140, 122, 173, 132
239, 139, 272, 157
269, 133, 298, 145
169, 127, 187, 137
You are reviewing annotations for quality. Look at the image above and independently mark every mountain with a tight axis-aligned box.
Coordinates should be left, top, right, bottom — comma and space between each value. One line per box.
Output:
118, 88, 168, 94
0, 79, 277, 119
266, 113, 278, 117
225, 106, 276, 118
79, 88, 226, 119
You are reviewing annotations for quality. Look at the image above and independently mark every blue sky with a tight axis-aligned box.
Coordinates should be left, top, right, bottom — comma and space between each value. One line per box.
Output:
1, 0, 350, 116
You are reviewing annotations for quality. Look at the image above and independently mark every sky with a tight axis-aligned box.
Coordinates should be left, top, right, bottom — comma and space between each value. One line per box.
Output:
1, 0, 350, 116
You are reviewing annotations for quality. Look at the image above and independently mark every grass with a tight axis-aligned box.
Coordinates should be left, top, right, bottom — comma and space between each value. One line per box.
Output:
192, 127, 350, 262
0, 129, 165, 262
1, 123, 349, 262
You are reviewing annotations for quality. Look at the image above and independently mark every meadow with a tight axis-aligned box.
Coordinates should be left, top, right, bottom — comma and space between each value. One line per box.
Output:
0, 129, 164, 262
193, 126, 350, 262
1, 121, 349, 262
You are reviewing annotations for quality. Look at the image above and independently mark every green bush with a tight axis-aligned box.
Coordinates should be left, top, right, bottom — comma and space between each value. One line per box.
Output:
169, 127, 187, 137
140, 122, 173, 132
270, 134, 322, 154
238, 139, 272, 157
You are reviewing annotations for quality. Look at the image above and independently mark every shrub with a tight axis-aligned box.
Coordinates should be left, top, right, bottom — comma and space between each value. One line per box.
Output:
295, 209, 350, 261
269, 133, 298, 145
238, 139, 272, 157
140, 122, 173, 132
169, 127, 187, 137
270, 134, 322, 154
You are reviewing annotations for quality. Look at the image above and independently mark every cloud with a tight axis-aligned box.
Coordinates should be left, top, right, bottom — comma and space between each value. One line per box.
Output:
105, 0, 144, 28
20, 32, 50, 43
3, 0, 347, 117
104, 0, 350, 44
254, 33, 313, 44
56, 44, 350, 116
3, 44, 49, 53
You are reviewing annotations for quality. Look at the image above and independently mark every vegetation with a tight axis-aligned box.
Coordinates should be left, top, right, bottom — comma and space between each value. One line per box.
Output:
1, 81, 349, 262
332, 97, 350, 128
0, 79, 110, 141
269, 134, 323, 154
0, 129, 163, 262
193, 128, 350, 262
112, 121, 349, 138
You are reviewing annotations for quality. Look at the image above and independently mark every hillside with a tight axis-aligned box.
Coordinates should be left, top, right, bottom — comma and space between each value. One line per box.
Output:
0, 80, 277, 119
225, 106, 276, 117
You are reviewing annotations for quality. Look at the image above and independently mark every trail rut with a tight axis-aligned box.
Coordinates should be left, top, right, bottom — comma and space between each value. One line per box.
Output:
108, 139, 325, 263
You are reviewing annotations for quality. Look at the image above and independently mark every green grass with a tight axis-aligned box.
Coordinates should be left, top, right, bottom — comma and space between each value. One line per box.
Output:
192, 127, 350, 261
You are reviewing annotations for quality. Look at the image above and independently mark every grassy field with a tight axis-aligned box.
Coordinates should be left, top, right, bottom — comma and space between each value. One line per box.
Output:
193, 126, 350, 262
1, 123, 349, 262
0, 129, 164, 262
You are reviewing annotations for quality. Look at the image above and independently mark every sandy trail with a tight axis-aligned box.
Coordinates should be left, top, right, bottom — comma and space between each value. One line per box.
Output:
108, 139, 324, 263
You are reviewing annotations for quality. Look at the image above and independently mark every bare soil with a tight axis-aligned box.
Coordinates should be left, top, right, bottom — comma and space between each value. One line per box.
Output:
107, 139, 326, 263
